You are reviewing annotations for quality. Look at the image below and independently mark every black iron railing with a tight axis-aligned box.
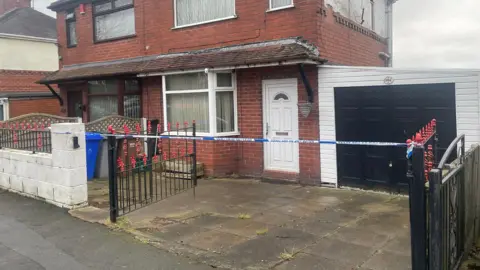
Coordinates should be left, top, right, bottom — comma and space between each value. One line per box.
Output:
428, 135, 480, 270
108, 122, 197, 222
409, 124, 480, 269
0, 127, 52, 154
407, 120, 439, 270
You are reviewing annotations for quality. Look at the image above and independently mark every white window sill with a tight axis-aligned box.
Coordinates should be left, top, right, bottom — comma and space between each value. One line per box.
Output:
266, 5, 295, 13
172, 15, 238, 30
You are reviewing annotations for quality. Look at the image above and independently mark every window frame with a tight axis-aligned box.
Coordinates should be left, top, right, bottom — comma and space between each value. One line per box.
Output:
65, 9, 77, 47
267, 0, 294, 12
173, 0, 237, 29
92, 0, 136, 43
162, 71, 238, 136
87, 79, 142, 121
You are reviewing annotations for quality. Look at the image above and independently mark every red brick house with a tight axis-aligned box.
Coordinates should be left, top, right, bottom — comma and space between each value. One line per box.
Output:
0, 2, 61, 120
39, 0, 398, 183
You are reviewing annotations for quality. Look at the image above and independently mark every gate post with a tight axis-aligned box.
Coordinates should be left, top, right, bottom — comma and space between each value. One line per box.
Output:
429, 168, 442, 270
192, 122, 197, 187
408, 145, 428, 270
107, 135, 118, 223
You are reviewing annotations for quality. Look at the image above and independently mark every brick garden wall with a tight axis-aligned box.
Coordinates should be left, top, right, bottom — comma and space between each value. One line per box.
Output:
9, 98, 60, 118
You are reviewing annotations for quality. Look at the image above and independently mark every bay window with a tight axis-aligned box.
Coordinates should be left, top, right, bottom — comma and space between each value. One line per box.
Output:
174, 0, 236, 28
163, 72, 237, 135
93, 0, 135, 42
88, 80, 141, 121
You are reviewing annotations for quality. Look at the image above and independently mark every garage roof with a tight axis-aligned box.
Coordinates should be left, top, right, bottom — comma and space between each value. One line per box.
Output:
38, 38, 325, 84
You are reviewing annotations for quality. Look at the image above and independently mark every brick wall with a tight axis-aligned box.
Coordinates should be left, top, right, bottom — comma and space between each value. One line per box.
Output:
9, 98, 60, 117
0, 70, 53, 92
56, 0, 314, 66
141, 65, 319, 182
55, 0, 387, 67
317, 6, 388, 66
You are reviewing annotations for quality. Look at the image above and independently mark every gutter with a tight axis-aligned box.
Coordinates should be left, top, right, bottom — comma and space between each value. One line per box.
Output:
137, 59, 324, 77
0, 33, 57, 44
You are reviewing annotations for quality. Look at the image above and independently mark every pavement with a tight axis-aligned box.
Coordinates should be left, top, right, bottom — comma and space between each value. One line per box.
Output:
78, 178, 413, 270
0, 189, 212, 270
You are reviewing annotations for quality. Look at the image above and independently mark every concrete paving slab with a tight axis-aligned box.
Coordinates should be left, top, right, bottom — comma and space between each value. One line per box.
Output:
222, 227, 317, 269
354, 212, 410, 237
305, 237, 376, 267
187, 214, 236, 229
252, 212, 299, 226
286, 219, 342, 238
68, 206, 108, 224
329, 226, 390, 249
213, 219, 270, 238
361, 249, 412, 270
382, 234, 412, 256
185, 230, 249, 253
137, 223, 210, 242
274, 253, 355, 270
312, 207, 361, 225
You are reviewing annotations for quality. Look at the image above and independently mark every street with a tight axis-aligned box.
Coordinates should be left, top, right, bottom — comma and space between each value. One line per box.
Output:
0, 190, 212, 270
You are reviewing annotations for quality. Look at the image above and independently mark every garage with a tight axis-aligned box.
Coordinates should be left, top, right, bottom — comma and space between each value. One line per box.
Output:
318, 66, 480, 191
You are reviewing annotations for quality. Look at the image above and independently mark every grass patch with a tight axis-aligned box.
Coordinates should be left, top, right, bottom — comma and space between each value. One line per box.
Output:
237, 213, 251, 220
278, 248, 298, 261
256, 227, 268, 236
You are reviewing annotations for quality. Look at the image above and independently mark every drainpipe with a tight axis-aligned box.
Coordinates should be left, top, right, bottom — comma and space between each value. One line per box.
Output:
386, 0, 394, 67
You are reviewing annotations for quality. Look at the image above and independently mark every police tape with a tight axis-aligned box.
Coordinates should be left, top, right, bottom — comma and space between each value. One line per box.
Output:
59, 132, 407, 147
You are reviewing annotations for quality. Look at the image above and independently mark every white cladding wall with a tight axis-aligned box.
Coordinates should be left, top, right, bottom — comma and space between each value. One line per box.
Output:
0, 123, 87, 208
324, 0, 387, 37
318, 66, 480, 185
0, 37, 59, 71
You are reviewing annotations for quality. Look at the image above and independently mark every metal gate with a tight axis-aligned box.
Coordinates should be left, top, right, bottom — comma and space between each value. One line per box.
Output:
408, 121, 480, 269
107, 122, 197, 223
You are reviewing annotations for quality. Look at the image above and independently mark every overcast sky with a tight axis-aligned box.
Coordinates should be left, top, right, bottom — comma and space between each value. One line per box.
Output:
393, 0, 480, 69
32, 0, 478, 69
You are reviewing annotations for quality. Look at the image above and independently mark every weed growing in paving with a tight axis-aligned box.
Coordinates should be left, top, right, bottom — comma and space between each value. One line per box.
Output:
278, 248, 298, 261
256, 228, 269, 235
237, 213, 251, 219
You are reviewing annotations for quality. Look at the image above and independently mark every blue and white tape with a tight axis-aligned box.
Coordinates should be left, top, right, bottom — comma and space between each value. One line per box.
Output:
66, 133, 407, 147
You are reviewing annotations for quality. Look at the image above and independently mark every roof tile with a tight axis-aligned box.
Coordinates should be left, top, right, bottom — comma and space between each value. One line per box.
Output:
39, 40, 323, 84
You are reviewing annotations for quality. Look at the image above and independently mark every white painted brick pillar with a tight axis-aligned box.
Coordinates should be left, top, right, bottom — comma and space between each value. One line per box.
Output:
50, 123, 88, 208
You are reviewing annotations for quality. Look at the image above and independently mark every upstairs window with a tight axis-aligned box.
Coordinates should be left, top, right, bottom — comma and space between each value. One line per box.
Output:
65, 10, 77, 47
175, 0, 236, 28
93, 0, 135, 42
269, 0, 293, 10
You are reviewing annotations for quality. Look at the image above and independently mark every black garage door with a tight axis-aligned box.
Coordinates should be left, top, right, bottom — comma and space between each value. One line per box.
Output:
334, 83, 457, 193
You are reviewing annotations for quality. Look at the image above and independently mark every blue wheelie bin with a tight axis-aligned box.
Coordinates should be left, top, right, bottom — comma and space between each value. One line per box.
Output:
85, 133, 104, 180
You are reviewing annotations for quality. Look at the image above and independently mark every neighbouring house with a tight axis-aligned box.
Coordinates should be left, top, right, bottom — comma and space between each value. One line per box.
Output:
0, 1, 61, 120
39, 0, 400, 186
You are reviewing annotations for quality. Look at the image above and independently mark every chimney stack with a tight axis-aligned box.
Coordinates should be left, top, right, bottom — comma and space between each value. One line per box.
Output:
0, 0, 31, 16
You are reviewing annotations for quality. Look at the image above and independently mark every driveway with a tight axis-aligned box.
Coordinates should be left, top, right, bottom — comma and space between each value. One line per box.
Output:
79, 178, 412, 270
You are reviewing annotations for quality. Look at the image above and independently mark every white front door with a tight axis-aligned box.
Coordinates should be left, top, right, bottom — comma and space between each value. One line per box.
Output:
263, 79, 299, 173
